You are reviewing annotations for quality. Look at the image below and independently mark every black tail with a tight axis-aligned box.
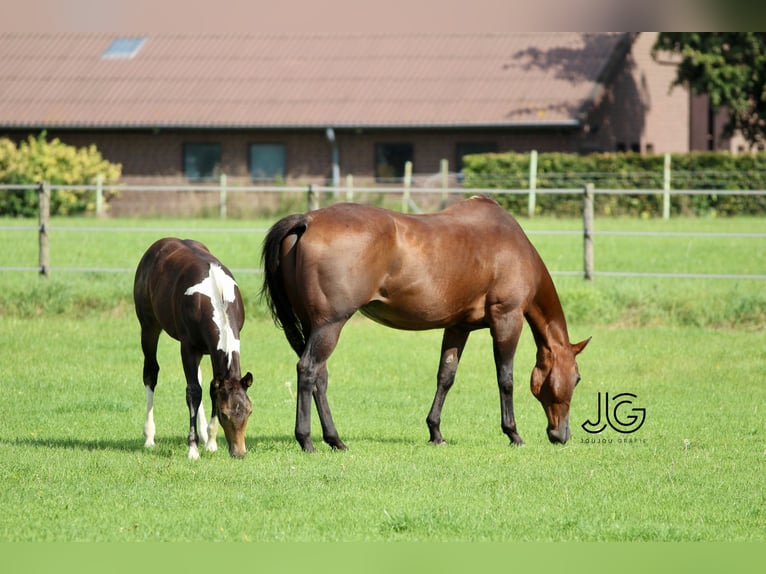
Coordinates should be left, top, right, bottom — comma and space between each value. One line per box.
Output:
260, 213, 308, 356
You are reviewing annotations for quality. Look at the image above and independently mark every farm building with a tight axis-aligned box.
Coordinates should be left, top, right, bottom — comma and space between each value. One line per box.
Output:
0, 31, 740, 190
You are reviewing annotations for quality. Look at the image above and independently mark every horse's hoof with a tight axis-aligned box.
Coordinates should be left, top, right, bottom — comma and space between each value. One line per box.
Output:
429, 439, 448, 447
188, 445, 201, 460
205, 440, 218, 452
326, 436, 347, 450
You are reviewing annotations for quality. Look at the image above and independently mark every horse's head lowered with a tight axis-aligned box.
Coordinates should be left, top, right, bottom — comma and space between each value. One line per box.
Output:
530, 337, 590, 444
212, 372, 253, 457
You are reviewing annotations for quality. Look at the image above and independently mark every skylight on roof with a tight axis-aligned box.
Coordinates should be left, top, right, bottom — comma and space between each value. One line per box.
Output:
102, 37, 146, 59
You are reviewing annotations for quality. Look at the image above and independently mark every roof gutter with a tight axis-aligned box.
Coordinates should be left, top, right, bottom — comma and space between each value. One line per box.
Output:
0, 120, 583, 131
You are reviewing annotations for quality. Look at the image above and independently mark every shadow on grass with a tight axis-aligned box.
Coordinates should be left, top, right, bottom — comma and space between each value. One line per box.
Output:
2, 436, 145, 453
3, 434, 299, 456
2, 432, 430, 457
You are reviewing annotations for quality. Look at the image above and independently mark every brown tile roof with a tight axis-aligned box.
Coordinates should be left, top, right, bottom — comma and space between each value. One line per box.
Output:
0, 32, 630, 129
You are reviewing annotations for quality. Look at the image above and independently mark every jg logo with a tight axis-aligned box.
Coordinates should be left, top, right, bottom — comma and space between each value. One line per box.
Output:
581, 392, 646, 434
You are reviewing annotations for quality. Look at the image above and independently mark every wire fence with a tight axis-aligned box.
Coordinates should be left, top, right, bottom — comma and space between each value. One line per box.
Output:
1, 182, 765, 280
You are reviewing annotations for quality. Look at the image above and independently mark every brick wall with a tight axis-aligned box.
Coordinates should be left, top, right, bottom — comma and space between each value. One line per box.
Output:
36, 127, 583, 188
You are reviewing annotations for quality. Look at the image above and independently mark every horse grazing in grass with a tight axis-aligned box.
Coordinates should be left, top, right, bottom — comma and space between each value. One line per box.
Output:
260, 196, 589, 452
134, 238, 253, 459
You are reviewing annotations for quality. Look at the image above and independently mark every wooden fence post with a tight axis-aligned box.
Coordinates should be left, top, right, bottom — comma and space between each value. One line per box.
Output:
440, 158, 449, 210
583, 182, 594, 281
219, 173, 228, 219
38, 181, 50, 278
95, 173, 104, 217
402, 161, 412, 213
528, 150, 538, 218
346, 174, 354, 202
307, 184, 319, 211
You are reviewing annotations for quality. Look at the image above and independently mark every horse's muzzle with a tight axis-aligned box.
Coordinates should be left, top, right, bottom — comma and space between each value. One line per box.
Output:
227, 438, 247, 458
547, 424, 571, 444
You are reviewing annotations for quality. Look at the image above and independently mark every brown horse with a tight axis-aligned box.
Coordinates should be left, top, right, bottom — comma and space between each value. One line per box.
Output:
134, 238, 253, 459
261, 196, 590, 452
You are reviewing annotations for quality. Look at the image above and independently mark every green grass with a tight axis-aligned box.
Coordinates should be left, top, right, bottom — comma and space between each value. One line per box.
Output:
0, 213, 764, 541
0, 316, 763, 541
1, 214, 765, 327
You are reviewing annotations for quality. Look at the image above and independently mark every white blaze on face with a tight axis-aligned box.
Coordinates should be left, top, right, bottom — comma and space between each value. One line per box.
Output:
184, 263, 240, 368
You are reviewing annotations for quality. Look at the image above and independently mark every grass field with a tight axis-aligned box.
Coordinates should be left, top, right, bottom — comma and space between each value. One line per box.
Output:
0, 212, 764, 542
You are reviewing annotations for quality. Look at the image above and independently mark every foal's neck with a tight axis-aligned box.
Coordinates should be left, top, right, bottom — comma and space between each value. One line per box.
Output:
212, 349, 241, 379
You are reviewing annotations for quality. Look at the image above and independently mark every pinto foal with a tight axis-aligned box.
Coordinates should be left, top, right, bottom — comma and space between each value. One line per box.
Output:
134, 238, 253, 459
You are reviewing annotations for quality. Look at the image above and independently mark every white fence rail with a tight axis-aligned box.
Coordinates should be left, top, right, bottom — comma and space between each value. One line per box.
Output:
1, 182, 765, 280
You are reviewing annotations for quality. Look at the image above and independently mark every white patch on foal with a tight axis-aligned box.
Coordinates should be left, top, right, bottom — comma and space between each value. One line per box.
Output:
144, 386, 156, 447
184, 263, 241, 368
196, 365, 219, 453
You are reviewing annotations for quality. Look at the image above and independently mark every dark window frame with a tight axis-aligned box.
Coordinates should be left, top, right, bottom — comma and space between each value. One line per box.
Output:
248, 142, 287, 182
374, 143, 414, 183
183, 143, 221, 182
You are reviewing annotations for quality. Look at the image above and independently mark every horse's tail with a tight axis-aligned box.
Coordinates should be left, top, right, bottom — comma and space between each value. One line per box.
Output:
260, 213, 308, 357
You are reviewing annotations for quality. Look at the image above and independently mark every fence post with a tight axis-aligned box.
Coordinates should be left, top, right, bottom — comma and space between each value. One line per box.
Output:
583, 182, 594, 281
440, 158, 449, 210
346, 174, 354, 202
38, 181, 50, 278
219, 173, 228, 219
95, 173, 104, 217
307, 184, 319, 211
402, 161, 412, 213
528, 149, 538, 218
662, 153, 671, 219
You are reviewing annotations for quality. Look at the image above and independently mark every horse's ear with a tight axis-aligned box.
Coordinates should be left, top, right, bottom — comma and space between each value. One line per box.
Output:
241, 372, 254, 389
571, 337, 591, 356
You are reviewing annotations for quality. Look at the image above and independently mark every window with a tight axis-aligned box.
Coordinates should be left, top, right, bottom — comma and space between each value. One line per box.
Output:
102, 37, 146, 59
456, 142, 498, 172
183, 143, 221, 181
249, 144, 286, 182
375, 143, 413, 182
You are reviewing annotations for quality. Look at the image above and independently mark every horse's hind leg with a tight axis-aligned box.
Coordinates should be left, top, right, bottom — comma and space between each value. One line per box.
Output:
426, 327, 470, 445
296, 322, 347, 452
313, 361, 347, 451
139, 322, 162, 448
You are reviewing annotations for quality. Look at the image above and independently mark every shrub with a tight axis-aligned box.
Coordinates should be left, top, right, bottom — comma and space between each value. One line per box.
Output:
0, 133, 122, 217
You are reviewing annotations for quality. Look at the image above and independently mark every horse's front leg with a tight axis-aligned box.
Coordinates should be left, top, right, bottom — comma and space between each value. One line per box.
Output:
206, 379, 220, 452
181, 343, 204, 460
426, 327, 470, 445
491, 308, 524, 446
296, 323, 346, 452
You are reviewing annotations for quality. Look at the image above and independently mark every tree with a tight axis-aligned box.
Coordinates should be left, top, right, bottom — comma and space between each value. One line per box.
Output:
652, 33, 766, 148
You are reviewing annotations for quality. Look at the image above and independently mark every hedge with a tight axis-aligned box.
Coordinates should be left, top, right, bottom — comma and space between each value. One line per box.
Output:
461, 151, 766, 217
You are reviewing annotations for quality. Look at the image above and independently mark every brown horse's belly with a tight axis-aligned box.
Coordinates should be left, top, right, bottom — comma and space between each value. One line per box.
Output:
358, 298, 484, 331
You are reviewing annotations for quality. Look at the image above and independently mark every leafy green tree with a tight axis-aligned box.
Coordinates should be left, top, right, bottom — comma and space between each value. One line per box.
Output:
652, 33, 766, 148
0, 133, 121, 216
